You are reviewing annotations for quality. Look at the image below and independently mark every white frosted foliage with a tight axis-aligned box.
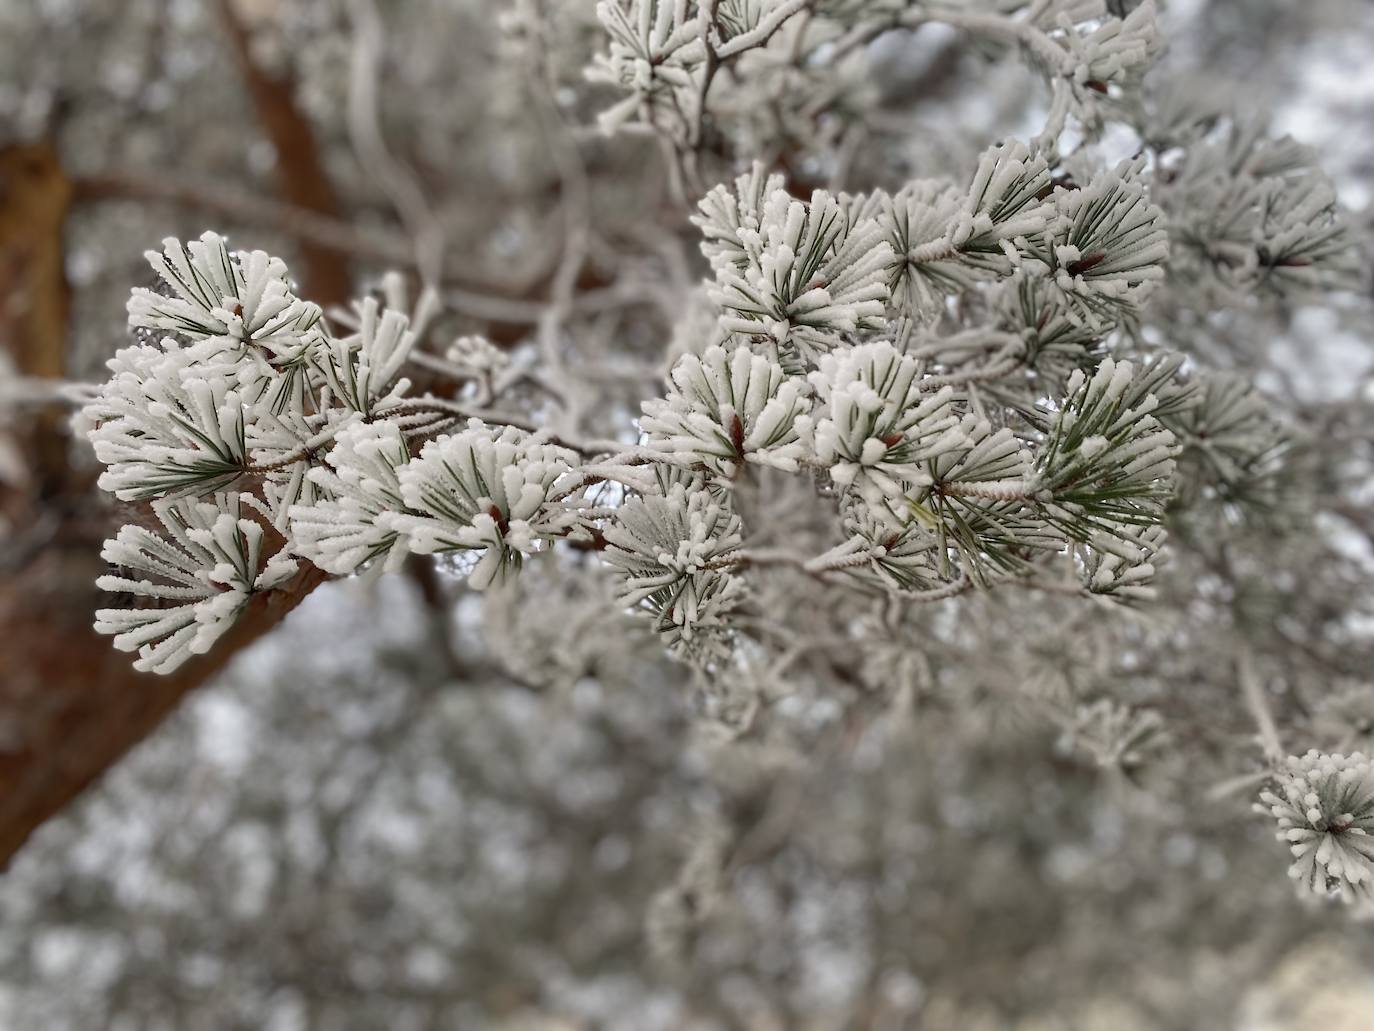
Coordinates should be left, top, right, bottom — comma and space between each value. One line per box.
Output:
86, 345, 250, 502
94, 493, 298, 674
602, 484, 744, 660
800, 341, 963, 524
127, 231, 320, 349
1033, 358, 1178, 539
289, 418, 413, 576
1258, 751, 1374, 906
700, 185, 893, 364
384, 421, 581, 590
640, 345, 809, 477
315, 297, 415, 417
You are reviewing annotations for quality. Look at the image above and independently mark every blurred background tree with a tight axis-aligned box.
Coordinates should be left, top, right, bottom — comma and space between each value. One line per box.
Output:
1, 0, 1373, 1027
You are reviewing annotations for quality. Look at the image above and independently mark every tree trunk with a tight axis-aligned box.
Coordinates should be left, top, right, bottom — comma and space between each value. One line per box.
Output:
0, 0, 350, 868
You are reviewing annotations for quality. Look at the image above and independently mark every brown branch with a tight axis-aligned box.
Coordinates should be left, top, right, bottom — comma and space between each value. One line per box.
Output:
0, 141, 72, 502
217, 0, 351, 307
69, 171, 536, 307
0, 122, 341, 868
0, 546, 328, 867
0, 151, 330, 860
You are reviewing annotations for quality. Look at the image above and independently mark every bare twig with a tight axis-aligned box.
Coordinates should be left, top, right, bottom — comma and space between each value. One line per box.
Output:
346, 0, 447, 288
1238, 646, 1284, 764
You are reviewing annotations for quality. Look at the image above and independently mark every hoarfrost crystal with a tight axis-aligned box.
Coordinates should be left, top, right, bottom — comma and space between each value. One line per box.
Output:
1258, 751, 1374, 906
384, 422, 581, 590
94, 494, 297, 674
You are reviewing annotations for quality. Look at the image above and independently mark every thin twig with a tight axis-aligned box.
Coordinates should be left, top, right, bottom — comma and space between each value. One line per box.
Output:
1238, 645, 1285, 764
346, 0, 447, 287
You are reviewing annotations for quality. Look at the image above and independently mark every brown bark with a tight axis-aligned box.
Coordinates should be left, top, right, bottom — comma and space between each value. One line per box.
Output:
0, 549, 327, 866
216, 0, 352, 308
0, 138, 329, 867
0, 141, 72, 503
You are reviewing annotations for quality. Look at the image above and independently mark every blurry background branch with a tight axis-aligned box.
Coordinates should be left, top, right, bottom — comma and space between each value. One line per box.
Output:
216, 0, 351, 307
0, 0, 1373, 1027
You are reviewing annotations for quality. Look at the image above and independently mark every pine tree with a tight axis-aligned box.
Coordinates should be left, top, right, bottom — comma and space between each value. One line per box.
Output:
4, 0, 1372, 1023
